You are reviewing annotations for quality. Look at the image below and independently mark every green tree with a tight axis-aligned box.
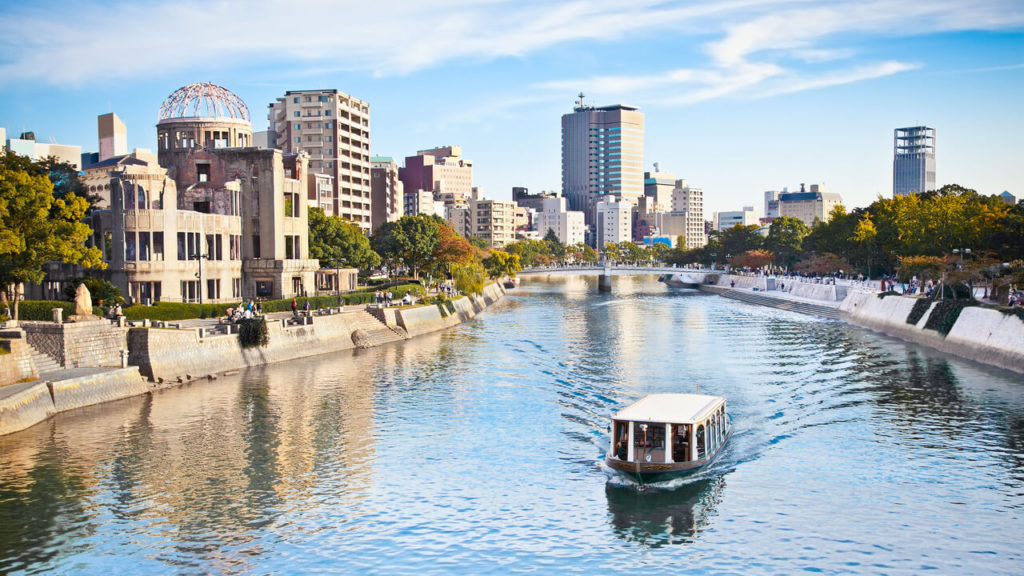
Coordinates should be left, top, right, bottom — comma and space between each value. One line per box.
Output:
766, 216, 810, 269
0, 150, 105, 320
543, 228, 566, 263
482, 250, 521, 279
372, 215, 441, 278
308, 207, 381, 270
505, 238, 553, 268
467, 236, 489, 250
618, 241, 645, 263
38, 156, 100, 210
452, 262, 486, 295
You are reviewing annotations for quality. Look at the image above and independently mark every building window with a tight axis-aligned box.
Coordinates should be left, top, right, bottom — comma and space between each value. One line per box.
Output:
207, 279, 220, 301
252, 235, 261, 258
230, 235, 240, 260
256, 281, 272, 298
197, 163, 210, 183
125, 233, 136, 261
293, 97, 299, 103
295, 137, 301, 143
139, 231, 151, 261
232, 278, 241, 298
181, 280, 199, 303
319, 95, 329, 102
153, 232, 164, 261
325, 110, 331, 116
294, 111, 300, 117
284, 235, 300, 259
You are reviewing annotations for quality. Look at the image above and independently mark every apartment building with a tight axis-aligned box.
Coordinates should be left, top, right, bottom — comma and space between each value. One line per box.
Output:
370, 156, 404, 231
534, 196, 585, 246
778, 184, 843, 227
595, 199, 633, 248
268, 89, 372, 230
471, 198, 515, 247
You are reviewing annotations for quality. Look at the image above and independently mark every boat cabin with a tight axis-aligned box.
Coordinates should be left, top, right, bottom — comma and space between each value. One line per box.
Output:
608, 393, 729, 470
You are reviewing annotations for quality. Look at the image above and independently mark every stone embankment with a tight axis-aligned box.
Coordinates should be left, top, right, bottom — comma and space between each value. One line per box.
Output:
0, 282, 507, 436
687, 272, 1024, 375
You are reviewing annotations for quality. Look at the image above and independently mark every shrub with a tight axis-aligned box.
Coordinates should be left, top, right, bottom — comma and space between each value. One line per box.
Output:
906, 298, 932, 326
237, 318, 269, 348
124, 301, 239, 322
16, 300, 75, 321
877, 291, 900, 299
923, 300, 977, 335
261, 295, 340, 313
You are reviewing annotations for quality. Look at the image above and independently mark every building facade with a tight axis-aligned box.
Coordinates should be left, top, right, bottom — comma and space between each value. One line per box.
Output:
267, 89, 372, 230
643, 165, 676, 210
561, 94, 644, 224
399, 146, 473, 204
778, 184, 843, 227
893, 126, 936, 197
671, 180, 706, 249
714, 206, 758, 231
54, 84, 324, 304
370, 156, 404, 231
534, 196, 585, 246
470, 198, 515, 247
595, 199, 633, 248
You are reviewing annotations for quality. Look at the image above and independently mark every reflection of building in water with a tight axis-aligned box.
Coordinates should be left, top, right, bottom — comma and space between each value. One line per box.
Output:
605, 475, 725, 547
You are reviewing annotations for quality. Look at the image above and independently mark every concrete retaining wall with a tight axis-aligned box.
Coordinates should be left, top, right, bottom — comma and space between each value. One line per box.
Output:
0, 330, 38, 386
50, 368, 149, 413
786, 282, 848, 302
716, 275, 774, 291
133, 282, 507, 382
840, 292, 1024, 374
0, 382, 54, 436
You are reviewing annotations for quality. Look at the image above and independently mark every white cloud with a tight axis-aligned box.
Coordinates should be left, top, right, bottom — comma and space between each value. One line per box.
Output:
0, 0, 1019, 92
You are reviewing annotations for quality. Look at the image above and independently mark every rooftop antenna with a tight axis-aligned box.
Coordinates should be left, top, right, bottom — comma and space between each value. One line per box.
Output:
576, 91, 586, 108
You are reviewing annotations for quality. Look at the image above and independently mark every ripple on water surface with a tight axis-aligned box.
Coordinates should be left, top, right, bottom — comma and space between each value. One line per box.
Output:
0, 275, 1022, 575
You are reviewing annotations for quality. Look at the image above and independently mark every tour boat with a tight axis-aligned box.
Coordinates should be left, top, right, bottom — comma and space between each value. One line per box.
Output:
606, 393, 731, 485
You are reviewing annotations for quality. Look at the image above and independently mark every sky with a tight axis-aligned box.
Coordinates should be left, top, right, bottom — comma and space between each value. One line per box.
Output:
1, 0, 1022, 216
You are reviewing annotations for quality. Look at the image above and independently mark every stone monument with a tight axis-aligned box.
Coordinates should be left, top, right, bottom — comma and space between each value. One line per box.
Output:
68, 283, 101, 322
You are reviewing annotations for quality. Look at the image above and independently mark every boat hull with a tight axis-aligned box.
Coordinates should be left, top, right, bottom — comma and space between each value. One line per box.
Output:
606, 428, 730, 485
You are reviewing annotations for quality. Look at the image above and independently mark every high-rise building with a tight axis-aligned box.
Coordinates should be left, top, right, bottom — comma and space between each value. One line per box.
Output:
561, 94, 644, 224
893, 126, 936, 197
370, 156, 403, 231
267, 89, 372, 230
671, 180, 706, 249
470, 197, 515, 247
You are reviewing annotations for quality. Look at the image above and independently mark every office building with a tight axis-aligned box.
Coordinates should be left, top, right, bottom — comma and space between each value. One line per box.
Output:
893, 126, 936, 197
714, 206, 758, 230
763, 190, 783, 223
370, 157, 404, 230
399, 146, 473, 201
778, 184, 843, 227
561, 94, 644, 224
595, 199, 633, 248
4, 130, 82, 170
267, 89, 372, 230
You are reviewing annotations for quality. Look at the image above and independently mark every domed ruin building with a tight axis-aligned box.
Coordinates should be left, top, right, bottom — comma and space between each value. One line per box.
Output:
33, 83, 343, 305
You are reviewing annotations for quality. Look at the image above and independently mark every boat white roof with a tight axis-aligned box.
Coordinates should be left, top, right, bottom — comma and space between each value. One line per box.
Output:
612, 393, 724, 424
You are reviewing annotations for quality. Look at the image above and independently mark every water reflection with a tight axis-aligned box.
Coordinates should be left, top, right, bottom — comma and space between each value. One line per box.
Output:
605, 476, 725, 548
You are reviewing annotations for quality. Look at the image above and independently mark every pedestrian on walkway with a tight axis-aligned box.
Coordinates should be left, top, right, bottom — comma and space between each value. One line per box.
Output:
291, 298, 298, 317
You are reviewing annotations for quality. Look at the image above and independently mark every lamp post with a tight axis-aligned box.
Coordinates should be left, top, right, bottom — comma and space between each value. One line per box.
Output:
952, 248, 971, 269
193, 252, 210, 304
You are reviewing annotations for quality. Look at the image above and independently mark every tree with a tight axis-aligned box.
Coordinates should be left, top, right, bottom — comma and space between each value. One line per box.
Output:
766, 216, 810, 269
732, 249, 774, 270
372, 215, 441, 278
896, 255, 944, 282
602, 242, 621, 263
852, 214, 878, 278
482, 250, 521, 279
308, 207, 381, 271
429, 223, 474, 279
618, 241, 645, 263
543, 228, 566, 263
566, 242, 597, 264
38, 156, 100, 210
467, 236, 489, 250
452, 262, 486, 295
505, 238, 553, 268
793, 253, 849, 276
0, 150, 105, 320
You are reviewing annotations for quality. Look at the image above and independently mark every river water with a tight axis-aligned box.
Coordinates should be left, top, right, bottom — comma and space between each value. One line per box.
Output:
1, 275, 1022, 575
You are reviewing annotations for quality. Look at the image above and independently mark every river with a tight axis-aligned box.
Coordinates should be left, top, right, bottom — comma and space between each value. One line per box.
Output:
1, 275, 1022, 574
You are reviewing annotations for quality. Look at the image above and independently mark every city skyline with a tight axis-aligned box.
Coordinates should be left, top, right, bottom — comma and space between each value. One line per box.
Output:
1, 0, 1021, 216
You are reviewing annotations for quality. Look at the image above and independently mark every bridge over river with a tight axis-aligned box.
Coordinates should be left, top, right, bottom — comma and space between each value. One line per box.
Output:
518, 265, 719, 291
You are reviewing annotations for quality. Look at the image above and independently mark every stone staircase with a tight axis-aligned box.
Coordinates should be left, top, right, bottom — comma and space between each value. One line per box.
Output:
28, 346, 62, 378
719, 289, 842, 320
347, 310, 408, 348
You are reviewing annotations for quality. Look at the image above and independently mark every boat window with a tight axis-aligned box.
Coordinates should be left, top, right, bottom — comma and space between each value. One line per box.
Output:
672, 424, 689, 462
696, 424, 706, 460
651, 425, 665, 449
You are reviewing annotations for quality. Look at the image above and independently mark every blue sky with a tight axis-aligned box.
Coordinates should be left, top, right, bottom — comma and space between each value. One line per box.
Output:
1, 0, 1022, 215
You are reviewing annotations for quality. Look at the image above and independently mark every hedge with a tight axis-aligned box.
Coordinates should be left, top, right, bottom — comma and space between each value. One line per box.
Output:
124, 301, 241, 322
906, 298, 932, 326
238, 318, 269, 348
14, 300, 105, 321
